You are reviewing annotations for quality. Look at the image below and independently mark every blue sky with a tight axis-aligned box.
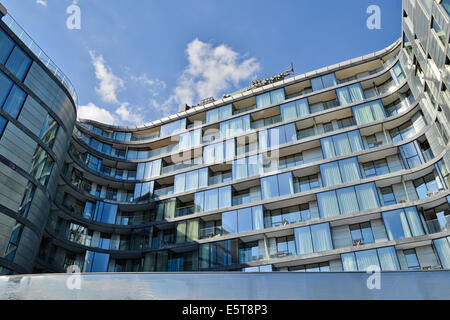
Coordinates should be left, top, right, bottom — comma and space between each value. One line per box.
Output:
2, 0, 402, 125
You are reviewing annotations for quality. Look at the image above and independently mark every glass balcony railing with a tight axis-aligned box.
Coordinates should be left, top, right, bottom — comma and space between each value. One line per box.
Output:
199, 226, 224, 239
423, 216, 450, 234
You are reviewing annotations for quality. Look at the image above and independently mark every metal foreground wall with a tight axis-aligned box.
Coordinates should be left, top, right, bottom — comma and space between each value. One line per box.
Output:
0, 271, 449, 300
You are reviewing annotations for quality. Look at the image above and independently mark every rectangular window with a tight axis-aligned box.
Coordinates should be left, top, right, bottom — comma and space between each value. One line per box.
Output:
317, 182, 379, 218
390, 62, 406, 85
2, 85, 26, 119
321, 130, 363, 159
29, 146, 54, 187
350, 222, 374, 245
85, 251, 110, 272
206, 104, 232, 123
403, 249, 421, 270
258, 123, 297, 150
0, 28, 15, 64
311, 73, 337, 91
5, 46, 32, 81
256, 88, 285, 108
413, 172, 444, 199
194, 186, 231, 213
220, 114, 250, 139
18, 182, 36, 218
337, 83, 364, 105
280, 98, 310, 121
294, 222, 333, 255
160, 118, 186, 137
39, 114, 59, 148
433, 237, 450, 269
352, 100, 385, 125
320, 157, 361, 187
261, 172, 294, 200
342, 246, 400, 271
399, 141, 423, 169
178, 128, 201, 150
382, 207, 425, 240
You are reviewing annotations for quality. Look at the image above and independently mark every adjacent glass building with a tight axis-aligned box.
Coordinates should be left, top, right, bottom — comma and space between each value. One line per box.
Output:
0, 0, 449, 275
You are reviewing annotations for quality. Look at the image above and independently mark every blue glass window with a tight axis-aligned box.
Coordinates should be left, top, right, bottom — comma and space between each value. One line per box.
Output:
352, 100, 386, 125
311, 73, 337, 91
0, 71, 13, 106
5, 46, 31, 81
294, 223, 333, 255
256, 88, 285, 108
399, 141, 423, 169
0, 115, 6, 138
261, 172, 294, 200
0, 28, 14, 64
382, 207, 425, 240
342, 246, 400, 271
337, 83, 364, 105
85, 251, 110, 272
280, 98, 310, 121
160, 118, 186, 137
321, 130, 363, 159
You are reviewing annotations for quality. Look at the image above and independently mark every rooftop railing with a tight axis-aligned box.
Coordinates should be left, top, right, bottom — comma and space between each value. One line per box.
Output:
1, 13, 78, 106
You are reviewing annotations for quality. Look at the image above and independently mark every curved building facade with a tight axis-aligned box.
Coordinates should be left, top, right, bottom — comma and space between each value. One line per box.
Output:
0, 0, 449, 276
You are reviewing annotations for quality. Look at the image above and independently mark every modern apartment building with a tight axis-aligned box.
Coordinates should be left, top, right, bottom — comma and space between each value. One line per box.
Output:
0, 0, 449, 276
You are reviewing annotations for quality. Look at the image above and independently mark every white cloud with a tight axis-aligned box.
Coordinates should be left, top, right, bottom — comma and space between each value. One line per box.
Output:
131, 74, 167, 92
168, 38, 260, 106
36, 0, 47, 6
115, 102, 143, 124
89, 50, 124, 104
77, 102, 116, 125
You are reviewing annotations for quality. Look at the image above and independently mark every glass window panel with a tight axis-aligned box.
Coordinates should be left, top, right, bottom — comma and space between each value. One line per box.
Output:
433, 237, 450, 269
261, 175, 279, 200
219, 186, 231, 209
0, 29, 14, 64
336, 187, 359, 214
377, 246, 400, 271
317, 190, 340, 218
0, 71, 13, 106
281, 102, 297, 121
222, 210, 237, 234
270, 88, 285, 105
174, 173, 186, 194
342, 252, 358, 271
339, 157, 361, 183
382, 209, 412, 240
2, 85, 26, 119
321, 137, 336, 159
332, 133, 352, 156
294, 226, 313, 255
277, 172, 294, 197
0, 116, 8, 138
252, 206, 264, 230
185, 170, 198, 191
353, 103, 374, 125
256, 92, 271, 108
404, 206, 425, 237
311, 223, 333, 252
321, 73, 337, 88
320, 161, 342, 187
355, 183, 380, 211
204, 189, 218, 212
348, 130, 363, 153
238, 208, 253, 233
355, 249, 380, 271
5, 46, 32, 81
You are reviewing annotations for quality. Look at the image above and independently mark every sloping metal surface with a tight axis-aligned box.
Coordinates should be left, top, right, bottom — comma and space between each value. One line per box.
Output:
0, 271, 449, 300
